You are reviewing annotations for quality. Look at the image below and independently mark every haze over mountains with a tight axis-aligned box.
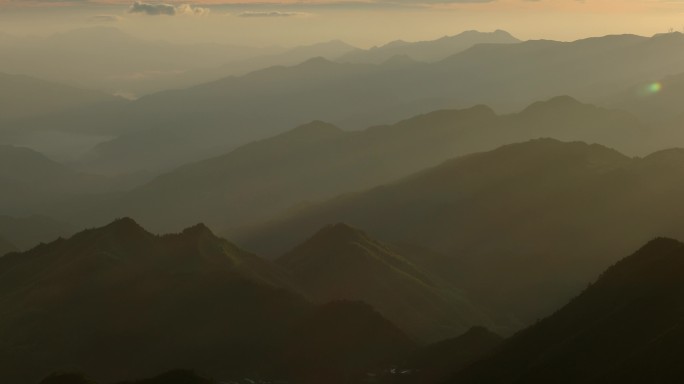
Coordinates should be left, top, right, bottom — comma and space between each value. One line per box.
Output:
337, 30, 520, 64
239, 139, 684, 327
6, 18, 684, 383
8, 30, 684, 174
63, 96, 643, 233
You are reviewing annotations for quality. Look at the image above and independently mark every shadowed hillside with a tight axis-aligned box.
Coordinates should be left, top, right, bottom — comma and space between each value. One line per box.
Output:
0, 219, 415, 384
451, 237, 684, 383
278, 223, 492, 341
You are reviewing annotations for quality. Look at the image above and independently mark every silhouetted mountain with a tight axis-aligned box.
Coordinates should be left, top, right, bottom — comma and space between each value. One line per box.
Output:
278, 223, 491, 341
0, 72, 118, 121
185, 40, 358, 82
0, 219, 415, 384
338, 30, 520, 64
451, 237, 684, 384
238, 139, 684, 330
59, 32, 684, 174
88, 96, 642, 233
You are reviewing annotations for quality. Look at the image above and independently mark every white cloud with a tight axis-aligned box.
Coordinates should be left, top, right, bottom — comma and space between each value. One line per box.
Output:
128, 2, 209, 16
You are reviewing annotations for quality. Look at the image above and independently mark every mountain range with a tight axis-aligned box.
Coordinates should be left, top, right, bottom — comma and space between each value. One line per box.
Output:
8, 32, 684, 175
76, 96, 642, 233
0, 218, 416, 384
238, 139, 684, 328
337, 30, 520, 64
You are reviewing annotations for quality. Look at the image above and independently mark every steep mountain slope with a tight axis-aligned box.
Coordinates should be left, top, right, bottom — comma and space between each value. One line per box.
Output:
451, 238, 684, 384
92, 96, 642, 233
70, 32, 684, 174
278, 223, 491, 341
0, 219, 415, 384
238, 139, 684, 329
338, 30, 520, 64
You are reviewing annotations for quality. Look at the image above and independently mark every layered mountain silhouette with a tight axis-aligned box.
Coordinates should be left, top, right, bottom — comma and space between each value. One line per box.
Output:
0, 219, 414, 384
338, 30, 520, 64
85, 96, 642, 233
277, 223, 491, 341
48, 32, 684, 174
239, 139, 684, 329
450, 237, 684, 383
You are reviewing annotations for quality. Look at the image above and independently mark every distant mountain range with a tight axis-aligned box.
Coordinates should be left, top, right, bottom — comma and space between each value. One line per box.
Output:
79, 96, 642, 233
450, 237, 684, 383
238, 139, 684, 328
0, 219, 415, 384
66, 32, 684, 174
338, 30, 520, 64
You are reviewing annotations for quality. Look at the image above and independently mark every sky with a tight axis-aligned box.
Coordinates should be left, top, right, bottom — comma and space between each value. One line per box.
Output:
1, 0, 684, 47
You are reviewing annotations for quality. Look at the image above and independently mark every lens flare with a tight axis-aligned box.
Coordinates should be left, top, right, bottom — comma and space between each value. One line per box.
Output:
648, 82, 662, 93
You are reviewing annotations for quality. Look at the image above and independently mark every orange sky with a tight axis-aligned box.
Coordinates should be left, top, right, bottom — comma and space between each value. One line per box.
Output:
1, 0, 683, 47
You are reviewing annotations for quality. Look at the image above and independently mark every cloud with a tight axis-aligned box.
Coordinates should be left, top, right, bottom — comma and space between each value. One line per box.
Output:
238, 11, 309, 18
128, 2, 209, 16
176, 3, 210, 16
129, 1, 175, 15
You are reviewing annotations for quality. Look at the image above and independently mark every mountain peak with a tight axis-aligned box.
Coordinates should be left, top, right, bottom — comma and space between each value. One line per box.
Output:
521, 95, 585, 114
181, 222, 216, 238
300, 56, 334, 67
311, 222, 368, 244
103, 217, 147, 234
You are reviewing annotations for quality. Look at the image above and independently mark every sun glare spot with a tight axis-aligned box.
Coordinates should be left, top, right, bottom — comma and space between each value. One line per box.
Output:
648, 82, 662, 94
